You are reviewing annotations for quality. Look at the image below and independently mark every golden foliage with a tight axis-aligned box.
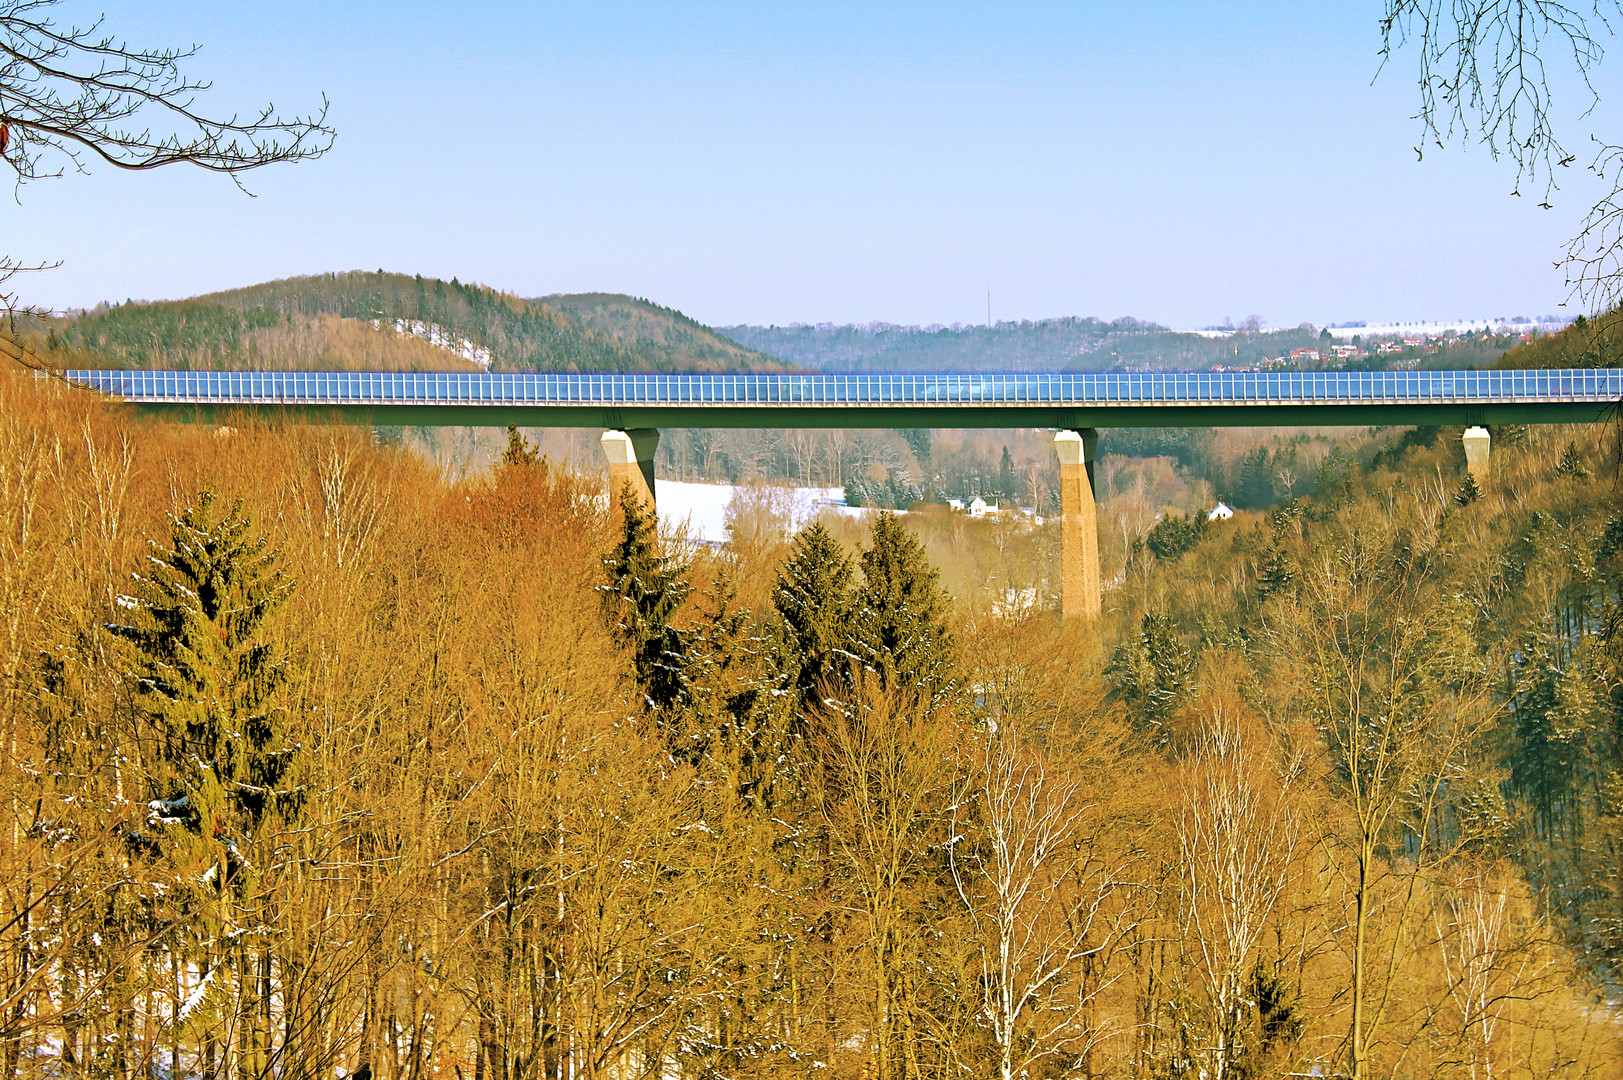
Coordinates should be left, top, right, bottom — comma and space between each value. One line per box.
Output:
1, 372, 1621, 1079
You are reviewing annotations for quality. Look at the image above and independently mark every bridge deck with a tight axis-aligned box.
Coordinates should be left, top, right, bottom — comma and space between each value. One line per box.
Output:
65, 368, 1623, 429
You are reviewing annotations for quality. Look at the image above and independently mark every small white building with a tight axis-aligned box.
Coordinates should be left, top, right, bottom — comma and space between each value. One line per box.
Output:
947, 498, 966, 511
1207, 502, 1235, 521
968, 497, 998, 517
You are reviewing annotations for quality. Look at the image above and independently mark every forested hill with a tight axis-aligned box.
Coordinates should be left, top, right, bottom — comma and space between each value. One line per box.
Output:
533, 293, 772, 371
716, 317, 1326, 372
1494, 307, 1623, 369
41, 272, 796, 373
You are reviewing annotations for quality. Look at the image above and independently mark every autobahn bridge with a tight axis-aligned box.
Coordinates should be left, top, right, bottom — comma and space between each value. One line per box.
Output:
66, 367, 1623, 619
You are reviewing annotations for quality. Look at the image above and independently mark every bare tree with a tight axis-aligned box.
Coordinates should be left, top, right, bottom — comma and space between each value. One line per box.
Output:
949, 718, 1120, 1080
1176, 693, 1302, 1080
1429, 863, 1564, 1080
803, 679, 963, 1080
0, 0, 332, 324
0, 256, 54, 328
1269, 512, 1499, 1080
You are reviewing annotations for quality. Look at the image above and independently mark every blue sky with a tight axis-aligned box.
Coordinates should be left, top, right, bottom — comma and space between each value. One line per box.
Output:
8, 1, 1619, 328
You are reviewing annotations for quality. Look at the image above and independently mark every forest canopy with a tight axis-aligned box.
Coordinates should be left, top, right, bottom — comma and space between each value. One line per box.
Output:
2, 367, 1622, 1079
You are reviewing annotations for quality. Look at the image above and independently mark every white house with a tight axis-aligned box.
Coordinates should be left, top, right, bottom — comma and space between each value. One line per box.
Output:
968, 497, 998, 517
1207, 502, 1235, 521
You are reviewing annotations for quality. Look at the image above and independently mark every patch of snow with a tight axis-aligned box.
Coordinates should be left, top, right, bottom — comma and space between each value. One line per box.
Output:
372, 318, 492, 369
178, 967, 216, 1021
656, 482, 852, 545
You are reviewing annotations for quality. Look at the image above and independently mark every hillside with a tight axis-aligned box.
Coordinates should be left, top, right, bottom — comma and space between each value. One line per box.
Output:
39, 272, 795, 373
4, 369, 1623, 1079
1494, 307, 1623, 369
717, 317, 1327, 373
533, 292, 773, 371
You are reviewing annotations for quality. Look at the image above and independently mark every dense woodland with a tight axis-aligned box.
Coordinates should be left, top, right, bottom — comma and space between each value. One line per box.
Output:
1489, 309, 1623, 371
3, 364, 1623, 1080
31, 274, 789, 375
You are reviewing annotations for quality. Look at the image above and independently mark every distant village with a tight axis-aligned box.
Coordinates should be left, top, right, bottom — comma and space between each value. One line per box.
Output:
1206, 322, 1557, 374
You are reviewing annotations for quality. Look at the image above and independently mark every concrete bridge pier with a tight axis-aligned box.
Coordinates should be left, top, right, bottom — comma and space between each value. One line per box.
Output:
1054, 428, 1101, 620
1463, 425, 1490, 489
600, 428, 660, 514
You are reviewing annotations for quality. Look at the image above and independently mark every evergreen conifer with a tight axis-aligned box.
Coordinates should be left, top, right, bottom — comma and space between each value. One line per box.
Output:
502, 424, 540, 467
1104, 611, 1194, 739
1240, 446, 1276, 508
1555, 442, 1590, 481
847, 512, 957, 705
773, 522, 856, 707
601, 486, 692, 712
113, 491, 300, 868
1256, 527, 1295, 600
998, 445, 1016, 500
677, 576, 794, 810
1455, 472, 1484, 505
1145, 511, 1210, 561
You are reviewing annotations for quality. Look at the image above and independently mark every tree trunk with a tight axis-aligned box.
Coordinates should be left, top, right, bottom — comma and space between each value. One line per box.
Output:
2, 900, 28, 1080
1080, 949, 1099, 1080
874, 931, 895, 1080
1351, 839, 1371, 1080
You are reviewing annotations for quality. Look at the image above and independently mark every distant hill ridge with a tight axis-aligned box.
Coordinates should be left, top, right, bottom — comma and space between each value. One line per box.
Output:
44, 271, 795, 374
39, 272, 1577, 376
715, 316, 1266, 373
718, 316, 1545, 373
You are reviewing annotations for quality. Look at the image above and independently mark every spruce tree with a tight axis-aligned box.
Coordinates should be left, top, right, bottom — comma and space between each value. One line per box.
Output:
115, 490, 300, 857
601, 486, 692, 712
1455, 472, 1484, 505
998, 445, 1016, 501
847, 512, 957, 705
773, 522, 855, 707
113, 491, 301, 1079
1104, 612, 1194, 740
1555, 442, 1590, 481
1145, 511, 1210, 561
678, 576, 794, 810
1240, 446, 1275, 508
1256, 529, 1295, 600
502, 424, 540, 467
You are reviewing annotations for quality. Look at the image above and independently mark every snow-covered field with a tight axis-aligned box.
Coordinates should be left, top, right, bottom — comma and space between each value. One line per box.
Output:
656, 482, 860, 544
1188, 317, 1571, 340
1321, 318, 1569, 339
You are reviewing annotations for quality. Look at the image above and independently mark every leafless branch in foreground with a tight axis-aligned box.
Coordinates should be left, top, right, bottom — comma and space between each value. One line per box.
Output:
0, 0, 333, 319
1380, 2, 1623, 310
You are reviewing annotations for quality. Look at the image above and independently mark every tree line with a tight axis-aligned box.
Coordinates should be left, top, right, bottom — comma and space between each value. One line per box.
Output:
33, 273, 793, 375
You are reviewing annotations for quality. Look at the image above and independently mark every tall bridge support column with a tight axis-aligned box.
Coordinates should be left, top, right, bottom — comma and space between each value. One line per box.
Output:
1463, 426, 1490, 489
1054, 428, 1100, 620
600, 428, 660, 514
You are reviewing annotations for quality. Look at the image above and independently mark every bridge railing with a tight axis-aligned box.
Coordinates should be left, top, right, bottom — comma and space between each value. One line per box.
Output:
63, 368, 1623, 407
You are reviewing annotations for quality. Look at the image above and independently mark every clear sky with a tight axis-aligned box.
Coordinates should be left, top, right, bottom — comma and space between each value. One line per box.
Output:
8, 1, 1620, 329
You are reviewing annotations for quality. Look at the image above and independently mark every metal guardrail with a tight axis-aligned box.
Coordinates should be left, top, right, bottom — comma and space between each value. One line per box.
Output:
62, 368, 1623, 408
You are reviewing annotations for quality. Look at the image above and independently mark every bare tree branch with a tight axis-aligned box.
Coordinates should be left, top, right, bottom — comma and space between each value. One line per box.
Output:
0, 0, 333, 322
1380, 2, 1623, 309
0, 0, 332, 184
